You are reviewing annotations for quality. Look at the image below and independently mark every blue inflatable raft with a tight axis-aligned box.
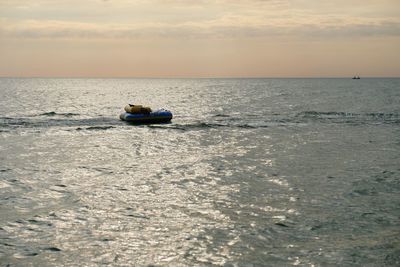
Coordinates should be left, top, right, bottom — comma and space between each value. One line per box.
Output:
120, 109, 173, 124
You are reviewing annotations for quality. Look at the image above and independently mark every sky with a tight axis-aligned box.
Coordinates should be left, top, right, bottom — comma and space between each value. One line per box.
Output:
0, 0, 399, 77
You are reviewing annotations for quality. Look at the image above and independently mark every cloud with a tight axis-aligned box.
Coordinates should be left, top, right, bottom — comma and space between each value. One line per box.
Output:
1, 16, 400, 40
1, 0, 399, 39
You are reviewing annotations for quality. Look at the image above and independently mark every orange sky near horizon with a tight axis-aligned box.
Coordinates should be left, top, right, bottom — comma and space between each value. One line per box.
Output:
1, 0, 400, 78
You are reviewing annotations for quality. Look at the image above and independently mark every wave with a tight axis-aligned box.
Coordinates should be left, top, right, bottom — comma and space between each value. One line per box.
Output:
297, 111, 399, 118
76, 126, 115, 131
148, 122, 224, 131
147, 122, 269, 131
0, 116, 122, 130
39, 112, 80, 117
296, 111, 400, 124
1, 110, 398, 133
213, 114, 231, 118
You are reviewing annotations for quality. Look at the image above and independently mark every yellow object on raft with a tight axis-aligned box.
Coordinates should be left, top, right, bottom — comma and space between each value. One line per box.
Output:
124, 105, 152, 114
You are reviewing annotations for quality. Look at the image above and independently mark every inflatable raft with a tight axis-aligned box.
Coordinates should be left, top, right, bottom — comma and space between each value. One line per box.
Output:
120, 105, 172, 124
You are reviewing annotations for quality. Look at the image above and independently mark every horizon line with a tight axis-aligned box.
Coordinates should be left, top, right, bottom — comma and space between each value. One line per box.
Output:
1, 76, 399, 79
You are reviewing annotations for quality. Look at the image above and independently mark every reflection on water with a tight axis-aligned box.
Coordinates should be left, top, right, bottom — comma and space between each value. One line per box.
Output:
0, 78, 399, 266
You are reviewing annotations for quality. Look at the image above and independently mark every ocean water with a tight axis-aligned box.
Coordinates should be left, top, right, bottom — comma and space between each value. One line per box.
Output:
0, 78, 399, 266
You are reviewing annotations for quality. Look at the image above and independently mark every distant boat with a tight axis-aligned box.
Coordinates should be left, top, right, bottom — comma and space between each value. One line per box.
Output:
352, 76, 360, 79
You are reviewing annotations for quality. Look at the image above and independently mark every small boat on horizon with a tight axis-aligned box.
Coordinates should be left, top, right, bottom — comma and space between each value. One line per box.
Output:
352, 76, 361, 79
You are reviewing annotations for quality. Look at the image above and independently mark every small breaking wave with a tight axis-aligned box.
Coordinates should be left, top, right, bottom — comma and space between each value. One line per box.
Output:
213, 114, 231, 118
76, 126, 115, 131
39, 111, 80, 117
148, 122, 224, 131
296, 111, 400, 124
0, 116, 122, 131
147, 121, 268, 131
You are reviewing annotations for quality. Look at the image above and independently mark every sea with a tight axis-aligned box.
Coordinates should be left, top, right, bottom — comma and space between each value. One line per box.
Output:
0, 78, 399, 267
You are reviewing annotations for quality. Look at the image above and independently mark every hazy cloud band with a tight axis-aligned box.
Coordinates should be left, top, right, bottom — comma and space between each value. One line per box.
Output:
1, 17, 400, 39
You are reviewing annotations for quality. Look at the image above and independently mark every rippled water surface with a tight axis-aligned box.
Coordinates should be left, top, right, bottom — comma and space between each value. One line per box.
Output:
1, 78, 399, 266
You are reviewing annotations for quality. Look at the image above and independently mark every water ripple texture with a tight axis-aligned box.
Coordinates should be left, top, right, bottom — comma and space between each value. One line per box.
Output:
0, 78, 399, 266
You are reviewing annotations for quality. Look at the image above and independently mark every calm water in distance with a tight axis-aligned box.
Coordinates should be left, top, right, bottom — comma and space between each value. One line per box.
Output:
0, 78, 399, 266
